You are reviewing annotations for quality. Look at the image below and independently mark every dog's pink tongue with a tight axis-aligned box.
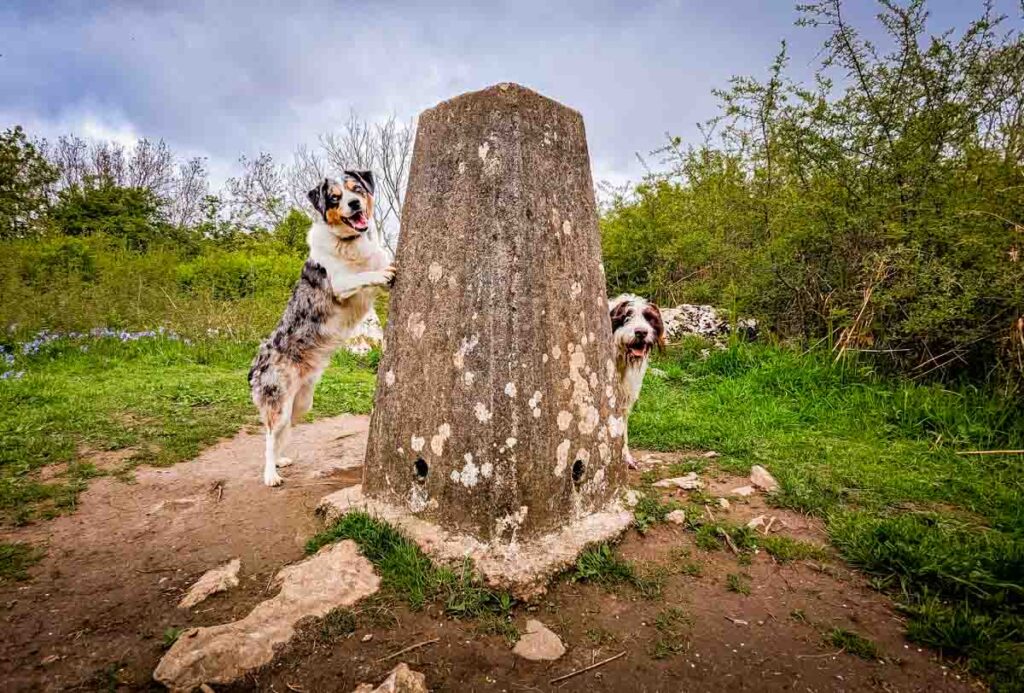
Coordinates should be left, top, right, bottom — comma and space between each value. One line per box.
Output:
629, 346, 647, 357
351, 212, 368, 230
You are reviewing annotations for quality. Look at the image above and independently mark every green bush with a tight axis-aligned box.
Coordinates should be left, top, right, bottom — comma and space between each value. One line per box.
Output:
176, 251, 302, 300
602, 2, 1024, 385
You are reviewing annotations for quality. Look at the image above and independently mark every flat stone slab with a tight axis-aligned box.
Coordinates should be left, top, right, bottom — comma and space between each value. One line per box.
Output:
154, 541, 379, 691
653, 472, 703, 490
750, 465, 780, 492
319, 485, 632, 600
513, 619, 565, 661
178, 558, 241, 609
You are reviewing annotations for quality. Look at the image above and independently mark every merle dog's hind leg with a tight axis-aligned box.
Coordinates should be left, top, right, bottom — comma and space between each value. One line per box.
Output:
263, 396, 294, 486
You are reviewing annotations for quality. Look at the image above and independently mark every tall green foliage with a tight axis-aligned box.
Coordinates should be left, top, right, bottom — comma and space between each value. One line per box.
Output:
602, 0, 1024, 381
0, 126, 58, 239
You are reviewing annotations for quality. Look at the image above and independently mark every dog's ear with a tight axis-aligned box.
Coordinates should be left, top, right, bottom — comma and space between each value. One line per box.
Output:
345, 169, 375, 196
609, 298, 630, 332
307, 178, 329, 214
647, 303, 666, 352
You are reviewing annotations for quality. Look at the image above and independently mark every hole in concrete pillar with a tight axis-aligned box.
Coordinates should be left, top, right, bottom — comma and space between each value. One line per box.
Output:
414, 458, 428, 481
571, 459, 585, 484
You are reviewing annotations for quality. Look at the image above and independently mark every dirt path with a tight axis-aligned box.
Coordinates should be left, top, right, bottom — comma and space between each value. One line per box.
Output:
0, 422, 974, 692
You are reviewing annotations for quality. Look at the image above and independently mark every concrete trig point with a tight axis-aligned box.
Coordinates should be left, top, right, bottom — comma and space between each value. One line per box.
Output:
320, 83, 632, 598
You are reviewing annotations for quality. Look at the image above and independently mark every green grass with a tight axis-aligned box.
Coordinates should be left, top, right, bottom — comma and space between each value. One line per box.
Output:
0, 334, 376, 524
0, 541, 43, 581
725, 572, 751, 595
306, 512, 515, 623
650, 606, 690, 659
827, 627, 881, 660
633, 342, 1024, 689
760, 535, 829, 563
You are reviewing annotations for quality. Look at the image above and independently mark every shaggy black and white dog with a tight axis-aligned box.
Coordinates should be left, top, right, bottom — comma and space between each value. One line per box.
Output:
609, 293, 665, 468
249, 171, 394, 486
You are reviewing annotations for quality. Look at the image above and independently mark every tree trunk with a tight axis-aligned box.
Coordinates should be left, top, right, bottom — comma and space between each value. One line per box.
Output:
363, 83, 626, 544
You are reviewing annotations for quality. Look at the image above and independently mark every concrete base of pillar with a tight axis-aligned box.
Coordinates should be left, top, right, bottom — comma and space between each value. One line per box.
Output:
318, 485, 634, 600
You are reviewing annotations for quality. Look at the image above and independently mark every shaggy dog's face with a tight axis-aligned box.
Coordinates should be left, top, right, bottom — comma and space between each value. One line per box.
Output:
307, 170, 375, 239
609, 294, 665, 362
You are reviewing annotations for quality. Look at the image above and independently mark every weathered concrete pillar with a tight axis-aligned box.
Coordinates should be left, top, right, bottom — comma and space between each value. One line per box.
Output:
322, 83, 631, 596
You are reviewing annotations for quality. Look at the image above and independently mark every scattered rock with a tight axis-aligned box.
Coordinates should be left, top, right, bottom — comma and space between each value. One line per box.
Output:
746, 515, 767, 530
750, 465, 779, 492
512, 619, 565, 661
717, 498, 730, 510
199, 685, 215, 693
178, 559, 241, 609
344, 311, 384, 356
40, 654, 61, 665
665, 510, 687, 525
154, 541, 380, 692
653, 472, 703, 490
661, 304, 758, 343
623, 489, 641, 507
361, 633, 374, 642
701, 450, 721, 459
352, 663, 428, 693
731, 485, 756, 497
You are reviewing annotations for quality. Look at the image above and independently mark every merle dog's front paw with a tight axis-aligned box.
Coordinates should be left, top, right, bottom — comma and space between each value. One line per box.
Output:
379, 264, 396, 288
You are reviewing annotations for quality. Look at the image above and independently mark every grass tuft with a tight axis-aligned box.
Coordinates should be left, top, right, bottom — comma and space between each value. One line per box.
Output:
0, 541, 43, 582
827, 627, 881, 660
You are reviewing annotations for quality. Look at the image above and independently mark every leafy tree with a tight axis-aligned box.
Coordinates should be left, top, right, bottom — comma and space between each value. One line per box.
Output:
603, 0, 1024, 382
0, 126, 58, 239
273, 208, 312, 255
50, 180, 177, 251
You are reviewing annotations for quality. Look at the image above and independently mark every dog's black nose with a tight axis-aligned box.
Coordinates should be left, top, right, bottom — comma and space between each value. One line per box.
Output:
634, 328, 649, 339
348, 199, 361, 211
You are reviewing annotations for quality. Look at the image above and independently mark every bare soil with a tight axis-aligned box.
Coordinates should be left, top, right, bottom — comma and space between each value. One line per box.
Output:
0, 422, 975, 692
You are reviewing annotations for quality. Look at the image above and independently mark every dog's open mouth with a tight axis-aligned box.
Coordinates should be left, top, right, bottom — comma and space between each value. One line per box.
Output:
627, 340, 651, 359
342, 210, 369, 231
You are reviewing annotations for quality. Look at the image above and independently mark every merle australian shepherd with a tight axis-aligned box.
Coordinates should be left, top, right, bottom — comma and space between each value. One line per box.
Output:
249, 171, 394, 487
608, 293, 666, 468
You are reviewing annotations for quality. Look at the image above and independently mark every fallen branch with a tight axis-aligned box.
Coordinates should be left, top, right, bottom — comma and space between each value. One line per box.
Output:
550, 651, 626, 686
376, 637, 440, 663
955, 449, 1024, 456
718, 528, 740, 555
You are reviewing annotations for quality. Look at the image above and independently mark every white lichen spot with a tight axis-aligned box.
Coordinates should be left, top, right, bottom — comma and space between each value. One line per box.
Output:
557, 410, 573, 431
385, 369, 395, 386
464, 452, 474, 463
551, 345, 562, 360
505, 437, 517, 449
430, 423, 451, 456
397, 447, 405, 455
504, 382, 517, 398
428, 262, 443, 283
588, 332, 595, 343
494, 505, 528, 538
450, 470, 460, 483
408, 485, 429, 513
578, 405, 600, 435
589, 372, 599, 389
598, 441, 610, 462
458, 161, 466, 174
481, 461, 493, 478
555, 439, 571, 477
474, 402, 493, 423
453, 334, 480, 369
607, 415, 626, 439
478, 141, 490, 161
411, 435, 425, 452
570, 281, 582, 299
406, 312, 426, 340
455, 459, 480, 487
562, 219, 572, 235
463, 371, 475, 386
580, 334, 588, 346
605, 359, 616, 381
528, 390, 543, 418
542, 353, 549, 364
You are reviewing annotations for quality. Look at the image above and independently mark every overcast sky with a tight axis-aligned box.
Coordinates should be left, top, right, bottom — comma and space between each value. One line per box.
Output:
1, 1, 1019, 188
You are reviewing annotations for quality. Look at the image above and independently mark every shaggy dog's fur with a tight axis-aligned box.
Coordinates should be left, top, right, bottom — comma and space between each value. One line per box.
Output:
249, 171, 393, 486
609, 293, 665, 468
